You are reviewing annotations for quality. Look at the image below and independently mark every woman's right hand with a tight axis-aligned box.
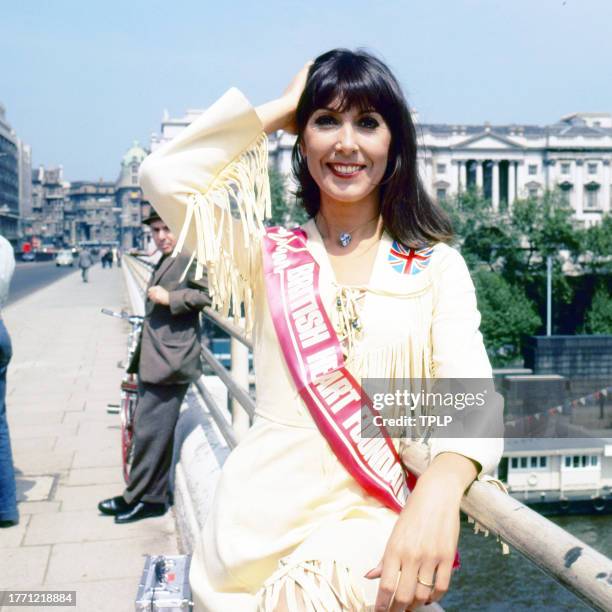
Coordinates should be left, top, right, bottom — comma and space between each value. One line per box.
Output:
256, 60, 313, 135
280, 60, 313, 133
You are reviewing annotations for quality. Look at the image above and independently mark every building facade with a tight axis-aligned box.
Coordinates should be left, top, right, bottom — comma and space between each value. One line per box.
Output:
25, 141, 150, 249
18, 140, 32, 219
115, 141, 147, 249
66, 180, 117, 244
148, 108, 612, 228
268, 112, 612, 225
29, 166, 68, 246
0, 103, 20, 244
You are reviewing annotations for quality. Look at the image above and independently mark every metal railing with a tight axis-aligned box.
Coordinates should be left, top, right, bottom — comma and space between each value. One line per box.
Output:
122, 253, 612, 611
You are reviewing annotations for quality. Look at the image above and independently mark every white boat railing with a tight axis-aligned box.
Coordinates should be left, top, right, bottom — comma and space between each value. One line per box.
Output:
122, 253, 612, 612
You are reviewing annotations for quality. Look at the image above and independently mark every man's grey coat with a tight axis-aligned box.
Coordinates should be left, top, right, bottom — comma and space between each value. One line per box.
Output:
128, 253, 209, 384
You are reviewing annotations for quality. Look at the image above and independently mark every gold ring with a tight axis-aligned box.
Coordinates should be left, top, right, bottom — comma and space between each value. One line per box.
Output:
416, 575, 435, 589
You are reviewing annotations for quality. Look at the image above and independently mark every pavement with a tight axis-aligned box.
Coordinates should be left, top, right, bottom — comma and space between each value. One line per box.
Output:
0, 263, 179, 611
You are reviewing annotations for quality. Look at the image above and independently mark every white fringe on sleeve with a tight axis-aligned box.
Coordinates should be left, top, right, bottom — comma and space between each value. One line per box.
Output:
172, 132, 270, 332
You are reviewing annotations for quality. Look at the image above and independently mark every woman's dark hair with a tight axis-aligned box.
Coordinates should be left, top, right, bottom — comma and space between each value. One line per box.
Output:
292, 48, 453, 246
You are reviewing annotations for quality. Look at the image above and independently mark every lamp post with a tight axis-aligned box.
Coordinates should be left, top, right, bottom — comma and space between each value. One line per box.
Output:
546, 255, 552, 336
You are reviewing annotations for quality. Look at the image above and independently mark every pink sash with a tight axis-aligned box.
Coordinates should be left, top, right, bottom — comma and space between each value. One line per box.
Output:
262, 226, 417, 511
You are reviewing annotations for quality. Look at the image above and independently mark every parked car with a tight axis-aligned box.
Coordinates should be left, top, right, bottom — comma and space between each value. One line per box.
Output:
55, 249, 74, 267
21, 252, 35, 262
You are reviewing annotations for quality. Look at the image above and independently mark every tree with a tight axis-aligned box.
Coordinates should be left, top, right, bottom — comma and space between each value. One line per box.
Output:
267, 168, 309, 227
442, 190, 519, 272
472, 269, 542, 366
504, 191, 577, 276
445, 189, 579, 329
583, 283, 612, 334
508, 191, 580, 323
579, 213, 612, 275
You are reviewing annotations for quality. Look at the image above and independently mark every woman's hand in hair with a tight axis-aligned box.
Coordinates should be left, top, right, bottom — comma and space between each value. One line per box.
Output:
281, 60, 313, 132
366, 452, 477, 611
255, 61, 313, 135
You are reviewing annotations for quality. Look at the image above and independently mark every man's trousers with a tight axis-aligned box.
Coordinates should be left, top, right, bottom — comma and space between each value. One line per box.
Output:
122, 381, 189, 505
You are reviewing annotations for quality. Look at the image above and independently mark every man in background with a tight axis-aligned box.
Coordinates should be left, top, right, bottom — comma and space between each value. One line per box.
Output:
78, 248, 93, 282
0, 235, 18, 527
98, 208, 209, 523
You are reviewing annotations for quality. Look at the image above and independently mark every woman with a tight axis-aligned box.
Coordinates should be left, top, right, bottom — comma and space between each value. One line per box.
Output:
140, 49, 503, 612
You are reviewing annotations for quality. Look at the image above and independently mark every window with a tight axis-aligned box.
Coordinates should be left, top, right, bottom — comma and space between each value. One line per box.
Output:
560, 188, 572, 205
564, 454, 597, 468
528, 164, 538, 175
509, 455, 548, 469
528, 188, 538, 198
585, 188, 599, 209
561, 162, 571, 174
436, 163, 446, 174
436, 188, 447, 201
588, 163, 598, 174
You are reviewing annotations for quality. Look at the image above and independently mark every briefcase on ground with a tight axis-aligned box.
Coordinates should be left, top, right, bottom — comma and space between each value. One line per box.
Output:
135, 554, 193, 611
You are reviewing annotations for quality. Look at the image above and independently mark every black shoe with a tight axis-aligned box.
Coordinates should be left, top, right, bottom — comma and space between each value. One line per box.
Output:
98, 496, 132, 516
114, 501, 166, 524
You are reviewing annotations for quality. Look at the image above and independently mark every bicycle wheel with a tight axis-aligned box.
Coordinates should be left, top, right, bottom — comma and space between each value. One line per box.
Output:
120, 378, 138, 483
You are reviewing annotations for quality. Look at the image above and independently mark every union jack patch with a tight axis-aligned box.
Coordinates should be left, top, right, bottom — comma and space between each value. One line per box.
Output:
387, 241, 433, 275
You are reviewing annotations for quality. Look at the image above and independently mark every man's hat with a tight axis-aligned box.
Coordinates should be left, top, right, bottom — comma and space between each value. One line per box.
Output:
141, 201, 162, 225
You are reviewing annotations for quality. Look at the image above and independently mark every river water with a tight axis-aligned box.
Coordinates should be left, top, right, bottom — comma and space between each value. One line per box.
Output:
439, 513, 611, 611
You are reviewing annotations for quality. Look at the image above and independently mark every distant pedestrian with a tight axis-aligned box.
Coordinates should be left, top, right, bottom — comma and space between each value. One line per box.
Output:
0, 235, 18, 528
116, 247, 123, 268
78, 249, 93, 282
102, 250, 113, 269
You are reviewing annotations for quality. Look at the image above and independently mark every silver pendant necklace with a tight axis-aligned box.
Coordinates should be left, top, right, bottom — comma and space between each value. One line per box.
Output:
338, 232, 352, 248
317, 213, 381, 248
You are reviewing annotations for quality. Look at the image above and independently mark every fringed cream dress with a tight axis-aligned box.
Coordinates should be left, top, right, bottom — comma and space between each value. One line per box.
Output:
139, 88, 504, 611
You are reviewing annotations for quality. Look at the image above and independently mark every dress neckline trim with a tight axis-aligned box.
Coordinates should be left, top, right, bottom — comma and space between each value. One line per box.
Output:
302, 218, 390, 291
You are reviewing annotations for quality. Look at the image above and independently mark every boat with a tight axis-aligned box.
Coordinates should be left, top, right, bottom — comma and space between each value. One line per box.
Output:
496, 437, 612, 515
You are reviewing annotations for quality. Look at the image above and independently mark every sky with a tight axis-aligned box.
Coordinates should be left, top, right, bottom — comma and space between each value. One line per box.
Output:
2, 0, 611, 182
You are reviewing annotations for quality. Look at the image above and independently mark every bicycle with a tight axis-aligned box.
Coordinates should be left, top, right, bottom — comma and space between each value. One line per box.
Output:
102, 308, 144, 483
